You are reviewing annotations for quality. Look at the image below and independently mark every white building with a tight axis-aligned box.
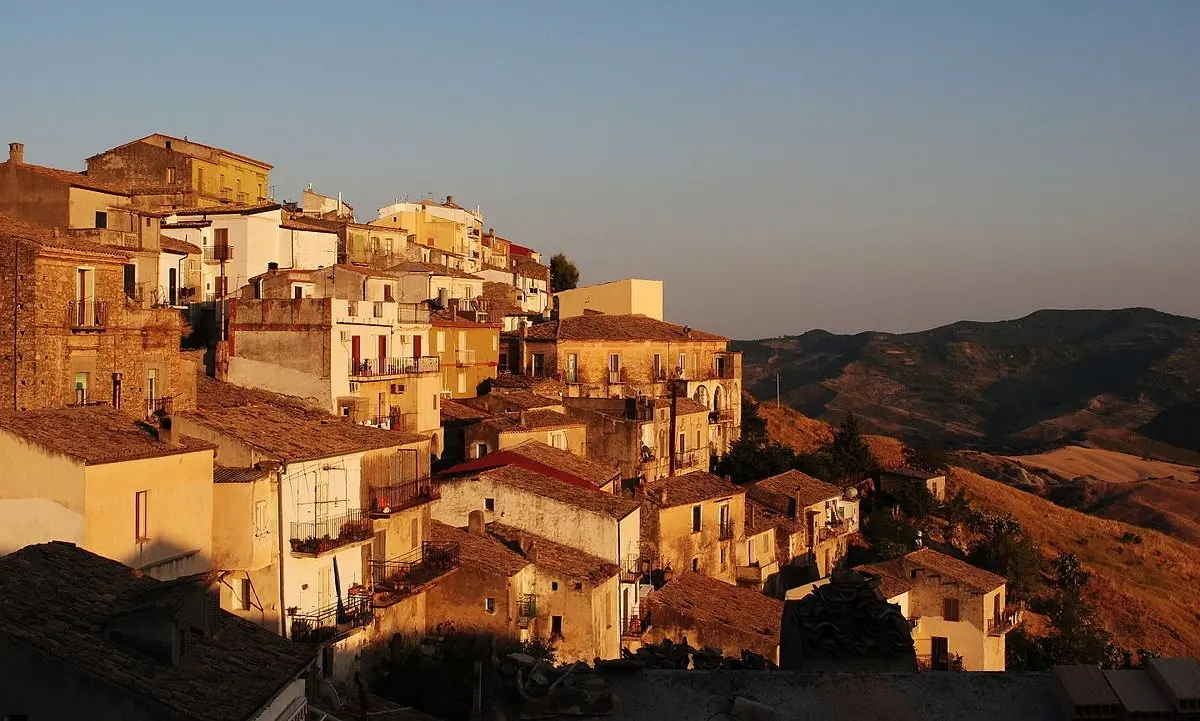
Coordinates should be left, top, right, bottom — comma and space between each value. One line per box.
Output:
161, 204, 338, 300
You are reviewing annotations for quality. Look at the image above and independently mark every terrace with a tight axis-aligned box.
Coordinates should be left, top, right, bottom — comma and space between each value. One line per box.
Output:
289, 509, 372, 557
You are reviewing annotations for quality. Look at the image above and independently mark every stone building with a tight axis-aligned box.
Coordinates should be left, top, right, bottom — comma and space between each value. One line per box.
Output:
462, 409, 589, 460
0, 215, 197, 415
640, 471, 747, 586
446, 439, 621, 493
562, 396, 712, 484
0, 405, 215, 580
85, 133, 273, 210
747, 470, 860, 581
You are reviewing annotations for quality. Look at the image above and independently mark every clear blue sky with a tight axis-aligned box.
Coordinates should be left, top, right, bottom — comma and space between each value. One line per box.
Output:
3, 1, 1197, 338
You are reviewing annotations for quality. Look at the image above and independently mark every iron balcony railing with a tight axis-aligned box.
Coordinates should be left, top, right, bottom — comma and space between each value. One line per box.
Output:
370, 542, 460, 594
289, 509, 372, 556
916, 653, 964, 672
987, 606, 1025, 636
367, 477, 438, 515
348, 356, 440, 377
673, 449, 699, 469
289, 592, 373, 643
517, 594, 537, 629
620, 555, 645, 583
203, 243, 233, 261
709, 408, 736, 424
718, 519, 735, 541
620, 614, 643, 638
68, 300, 108, 329
145, 397, 172, 419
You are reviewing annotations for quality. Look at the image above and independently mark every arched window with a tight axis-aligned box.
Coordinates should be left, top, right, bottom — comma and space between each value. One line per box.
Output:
713, 385, 725, 412
694, 385, 709, 408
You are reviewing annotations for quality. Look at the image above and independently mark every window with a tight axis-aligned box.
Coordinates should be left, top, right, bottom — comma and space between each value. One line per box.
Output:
574, 582, 582, 590
551, 581, 559, 591
653, 353, 662, 379
197, 167, 204, 191
551, 615, 563, 638
492, 334, 498, 351
165, 139, 172, 149
609, 353, 620, 373
253, 500, 268, 536
484, 498, 495, 512
293, 286, 304, 299
720, 548, 727, 568
135, 490, 149, 541
95, 211, 107, 229
943, 597, 960, 622
433, 394, 440, 411
531, 353, 545, 377
691, 558, 699, 572
239, 578, 252, 611
166, 167, 176, 183
691, 505, 701, 533
605, 591, 612, 628
679, 353, 686, 375
74, 372, 89, 405
475, 442, 489, 459
436, 331, 445, 353
457, 371, 466, 394
485, 597, 496, 614
146, 369, 158, 409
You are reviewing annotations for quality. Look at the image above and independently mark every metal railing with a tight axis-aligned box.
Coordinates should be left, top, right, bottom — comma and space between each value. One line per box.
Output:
916, 653, 964, 672
289, 509, 372, 555
455, 349, 477, 365
987, 606, 1024, 636
203, 243, 233, 261
396, 303, 430, 323
370, 541, 460, 593
673, 449, 700, 469
367, 477, 438, 515
517, 594, 537, 629
620, 555, 644, 583
620, 614, 643, 638
289, 593, 373, 643
68, 300, 108, 329
348, 356, 440, 377
709, 408, 736, 424
145, 397, 172, 419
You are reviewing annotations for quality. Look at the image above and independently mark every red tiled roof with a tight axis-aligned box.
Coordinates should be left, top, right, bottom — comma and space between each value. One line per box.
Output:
488, 523, 618, 584
644, 471, 744, 508
0, 214, 130, 259
483, 409, 584, 433
161, 237, 201, 255
91, 134, 273, 170
0, 406, 213, 466
751, 470, 841, 512
524, 315, 728, 343
444, 440, 618, 490
441, 398, 491, 423
279, 217, 337, 234
387, 260, 482, 280
430, 521, 529, 577
6, 161, 131, 195
644, 571, 783, 644
451, 465, 640, 519
853, 562, 914, 601
903, 548, 1006, 593
167, 203, 281, 217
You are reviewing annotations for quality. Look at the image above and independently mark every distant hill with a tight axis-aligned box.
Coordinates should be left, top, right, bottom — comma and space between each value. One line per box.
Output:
735, 308, 1200, 457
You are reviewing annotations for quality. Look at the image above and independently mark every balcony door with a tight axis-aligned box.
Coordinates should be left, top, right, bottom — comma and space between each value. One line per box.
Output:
351, 335, 361, 373
317, 565, 333, 610
413, 334, 422, 359
378, 336, 387, 369
931, 637, 950, 671
566, 353, 577, 382
168, 267, 178, 306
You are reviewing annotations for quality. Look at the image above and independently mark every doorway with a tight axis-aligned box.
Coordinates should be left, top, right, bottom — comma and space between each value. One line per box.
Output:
168, 267, 178, 306
931, 637, 950, 671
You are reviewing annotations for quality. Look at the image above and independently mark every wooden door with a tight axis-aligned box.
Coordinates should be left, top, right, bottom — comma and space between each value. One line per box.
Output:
317, 565, 333, 610
378, 335, 387, 365
932, 637, 949, 671
413, 335, 422, 359
351, 335, 361, 372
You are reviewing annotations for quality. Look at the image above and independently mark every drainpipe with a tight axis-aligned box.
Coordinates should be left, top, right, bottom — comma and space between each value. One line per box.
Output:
275, 466, 287, 637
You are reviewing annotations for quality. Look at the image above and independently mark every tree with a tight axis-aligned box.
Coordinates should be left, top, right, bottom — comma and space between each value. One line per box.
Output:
861, 508, 919, 561
716, 438, 796, 484
891, 480, 938, 521
549, 253, 580, 293
902, 442, 948, 473
828, 413, 879, 481
968, 526, 1043, 601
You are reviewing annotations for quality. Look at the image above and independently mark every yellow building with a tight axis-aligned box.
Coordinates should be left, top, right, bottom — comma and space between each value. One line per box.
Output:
641, 471, 746, 585
433, 310, 501, 398
520, 314, 742, 454
373, 196, 483, 269
462, 409, 589, 459
0, 406, 215, 580
747, 470, 859, 578
555, 278, 664, 320
857, 548, 1020, 671
86, 133, 273, 209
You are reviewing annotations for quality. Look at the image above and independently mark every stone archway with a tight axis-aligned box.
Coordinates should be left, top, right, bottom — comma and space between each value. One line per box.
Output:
713, 384, 725, 412
693, 385, 709, 408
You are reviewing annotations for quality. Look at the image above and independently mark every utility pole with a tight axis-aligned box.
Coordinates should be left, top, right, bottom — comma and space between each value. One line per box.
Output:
776, 373, 781, 407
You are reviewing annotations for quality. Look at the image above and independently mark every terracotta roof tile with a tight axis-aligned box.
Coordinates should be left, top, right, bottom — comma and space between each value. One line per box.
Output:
387, 260, 482, 280
644, 471, 744, 508
644, 571, 783, 644
194, 375, 327, 415
502, 440, 620, 487
161, 236, 201, 255
524, 315, 728, 343
751, 470, 842, 512
466, 466, 640, 519
0, 406, 213, 465
0, 214, 131, 259
485, 389, 561, 411
488, 523, 619, 583
853, 562, 915, 600
167, 203, 281, 217
905, 548, 1005, 593
0, 542, 314, 721
512, 257, 549, 282
279, 217, 337, 234
213, 466, 271, 484
441, 398, 492, 422
430, 521, 529, 577
8, 161, 131, 195
483, 409, 584, 433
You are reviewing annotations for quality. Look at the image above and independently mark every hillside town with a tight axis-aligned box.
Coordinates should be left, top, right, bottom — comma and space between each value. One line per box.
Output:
1, 135, 1198, 721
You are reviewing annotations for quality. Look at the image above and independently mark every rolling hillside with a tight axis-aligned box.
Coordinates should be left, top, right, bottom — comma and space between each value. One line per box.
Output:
950, 467, 1200, 658
736, 308, 1200, 456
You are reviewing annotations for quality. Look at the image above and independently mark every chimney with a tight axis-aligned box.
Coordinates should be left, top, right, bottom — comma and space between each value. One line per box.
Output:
656, 487, 668, 506
8, 142, 24, 164
160, 415, 181, 448
267, 261, 279, 273
445, 194, 454, 206
468, 509, 486, 536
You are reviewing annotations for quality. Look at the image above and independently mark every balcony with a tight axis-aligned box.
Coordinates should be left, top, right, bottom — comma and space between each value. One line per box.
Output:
517, 593, 537, 629
673, 449, 700, 469
369, 541, 460, 601
620, 614, 643, 639
289, 592, 373, 643
348, 356, 440, 378
620, 555, 645, 583
68, 300, 108, 330
367, 477, 438, 516
607, 369, 625, 385
736, 565, 764, 587
145, 397, 172, 419
203, 243, 233, 261
987, 606, 1024, 636
289, 509, 372, 556
718, 519, 735, 541
454, 349, 477, 366
709, 408, 736, 424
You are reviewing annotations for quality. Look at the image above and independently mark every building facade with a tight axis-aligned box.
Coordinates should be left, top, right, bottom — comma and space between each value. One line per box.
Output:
432, 310, 501, 398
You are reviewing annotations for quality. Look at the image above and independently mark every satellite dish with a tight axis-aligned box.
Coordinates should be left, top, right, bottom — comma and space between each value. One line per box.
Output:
316, 680, 340, 708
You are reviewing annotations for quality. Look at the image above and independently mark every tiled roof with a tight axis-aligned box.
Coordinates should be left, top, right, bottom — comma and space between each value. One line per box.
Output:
644, 571, 783, 644
0, 214, 131, 259
0, 406, 213, 466
279, 217, 337, 234
387, 260, 482, 280
0, 542, 313, 721
194, 375, 327, 415
441, 398, 492, 422
745, 500, 782, 537
481, 283, 527, 318
853, 562, 914, 600
213, 466, 271, 484
905, 548, 1005, 593
7, 161, 131, 195
430, 521, 529, 577
751, 470, 841, 512
885, 467, 945, 480
488, 522, 619, 583
524, 315, 728, 343
497, 440, 620, 487
483, 409, 584, 433
161, 236, 201, 255
96, 133, 273, 169
644, 471, 744, 508
484, 389, 561, 411
161, 219, 212, 229
469, 465, 640, 519
654, 397, 711, 416
168, 203, 281, 217
430, 309, 500, 328
512, 257, 549, 282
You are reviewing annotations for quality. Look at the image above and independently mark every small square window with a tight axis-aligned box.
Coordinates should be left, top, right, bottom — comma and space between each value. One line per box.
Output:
574, 582, 582, 591
551, 581, 559, 591
485, 597, 495, 614
484, 498, 495, 512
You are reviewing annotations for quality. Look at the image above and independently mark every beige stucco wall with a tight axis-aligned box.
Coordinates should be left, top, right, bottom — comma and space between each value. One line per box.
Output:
67, 187, 130, 229
212, 475, 277, 572
83, 449, 215, 576
0, 434, 87, 554
555, 279, 664, 320
525, 568, 620, 663
908, 575, 1006, 671
650, 492, 745, 584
